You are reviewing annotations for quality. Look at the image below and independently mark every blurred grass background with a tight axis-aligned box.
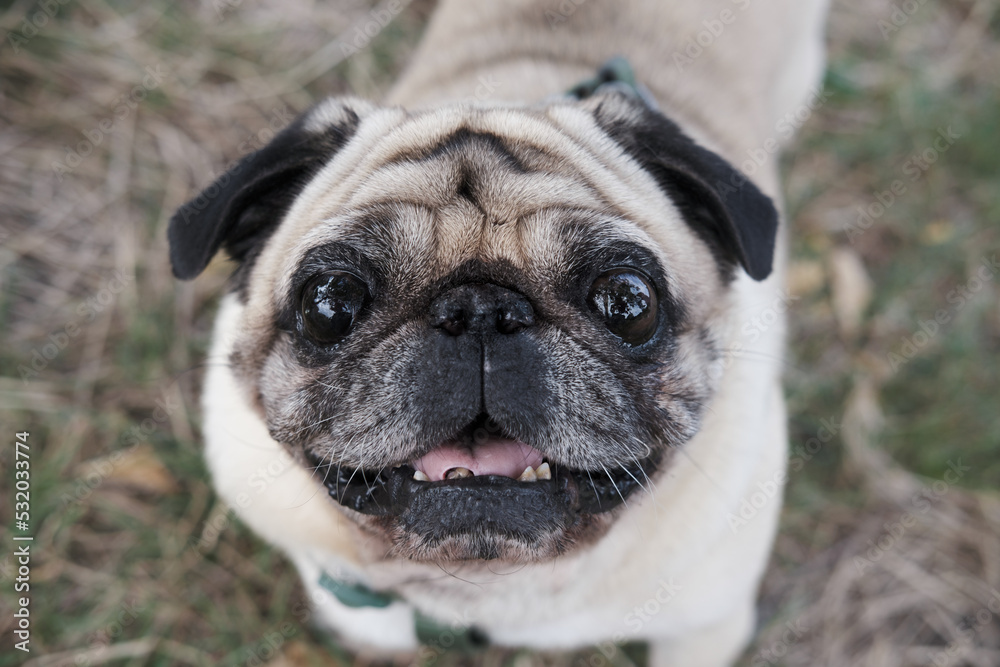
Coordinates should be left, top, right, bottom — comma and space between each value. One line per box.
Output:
0, 0, 998, 665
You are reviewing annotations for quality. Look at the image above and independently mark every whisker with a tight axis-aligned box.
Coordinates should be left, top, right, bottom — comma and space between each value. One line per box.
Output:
673, 446, 737, 505
623, 454, 655, 499
584, 469, 602, 512
600, 462, 629, 512
716, 347, 804, 372
286, 413, 339, 438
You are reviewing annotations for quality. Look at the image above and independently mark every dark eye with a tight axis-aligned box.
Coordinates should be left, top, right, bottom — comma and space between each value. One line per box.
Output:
300, 272, 369, 345
587, 269, 658, 345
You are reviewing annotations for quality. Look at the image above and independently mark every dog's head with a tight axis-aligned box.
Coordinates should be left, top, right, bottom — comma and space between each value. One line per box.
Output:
169, 94, 777, 562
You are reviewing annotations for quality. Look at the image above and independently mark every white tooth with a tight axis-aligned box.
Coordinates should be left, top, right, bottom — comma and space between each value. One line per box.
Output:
413, 470, 430, 482
536, 462, 551, 480
446, 467, 473, 480
518, 466, 537, 482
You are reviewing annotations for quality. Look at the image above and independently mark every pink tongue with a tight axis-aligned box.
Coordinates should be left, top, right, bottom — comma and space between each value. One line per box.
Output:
413, 439, 545, 481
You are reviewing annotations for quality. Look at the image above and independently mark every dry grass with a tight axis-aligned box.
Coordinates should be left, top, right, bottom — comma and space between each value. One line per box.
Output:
0, 0, 998, 665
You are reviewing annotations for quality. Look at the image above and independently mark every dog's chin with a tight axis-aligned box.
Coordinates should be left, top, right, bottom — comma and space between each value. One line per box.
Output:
304, 434, 661, 562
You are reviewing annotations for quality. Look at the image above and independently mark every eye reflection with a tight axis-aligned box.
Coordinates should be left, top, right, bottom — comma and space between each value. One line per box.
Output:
300, 272, 368, 345
587, 270, 658, 345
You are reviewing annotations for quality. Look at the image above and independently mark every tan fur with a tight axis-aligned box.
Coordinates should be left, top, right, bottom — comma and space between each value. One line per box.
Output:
228, 103, 721, 562
197, 1, 829, 664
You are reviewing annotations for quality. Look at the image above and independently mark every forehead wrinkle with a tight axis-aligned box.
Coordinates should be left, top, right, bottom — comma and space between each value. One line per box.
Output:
289, 109, 478, 228
431, 198, 487, 273
345, 140, 606, 227
468, 108, 631, 203
340, 203, 438, 274
336, 132, 612, 274
515, 208, 659, 279
338, 105, 647, 237
353, 106, 623, 216
472, 169, 604, 224
343, 159, 460, 211
480, 217, 527, 269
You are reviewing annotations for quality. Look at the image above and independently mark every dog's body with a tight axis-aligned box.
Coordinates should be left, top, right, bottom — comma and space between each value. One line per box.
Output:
170, 1, 828, 664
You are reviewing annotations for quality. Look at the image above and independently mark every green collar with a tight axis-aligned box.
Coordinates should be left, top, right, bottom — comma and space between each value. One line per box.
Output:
565, 56, 659, 110
318, 571, 489, 651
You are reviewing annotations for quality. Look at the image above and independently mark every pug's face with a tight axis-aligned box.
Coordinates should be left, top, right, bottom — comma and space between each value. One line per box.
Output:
169, 95, 777, 562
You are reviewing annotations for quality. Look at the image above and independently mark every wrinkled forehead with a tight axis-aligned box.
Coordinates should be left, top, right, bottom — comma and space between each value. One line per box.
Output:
254, 103, 707, 302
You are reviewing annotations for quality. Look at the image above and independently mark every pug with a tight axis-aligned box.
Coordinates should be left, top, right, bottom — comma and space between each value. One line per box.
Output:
168, 0, 828, 664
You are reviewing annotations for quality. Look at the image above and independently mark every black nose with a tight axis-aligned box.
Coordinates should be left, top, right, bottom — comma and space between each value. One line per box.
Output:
429, 284, 535, 336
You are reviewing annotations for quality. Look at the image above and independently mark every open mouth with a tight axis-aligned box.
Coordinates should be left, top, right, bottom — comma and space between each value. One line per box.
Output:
306, 415, 658, 520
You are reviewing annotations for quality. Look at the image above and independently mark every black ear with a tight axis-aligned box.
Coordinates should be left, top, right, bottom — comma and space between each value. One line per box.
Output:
168, 100, 365, 281
591, 96, 779, 281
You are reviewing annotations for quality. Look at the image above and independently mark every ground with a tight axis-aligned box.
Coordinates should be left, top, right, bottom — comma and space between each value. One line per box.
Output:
0, 0, 998, 665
